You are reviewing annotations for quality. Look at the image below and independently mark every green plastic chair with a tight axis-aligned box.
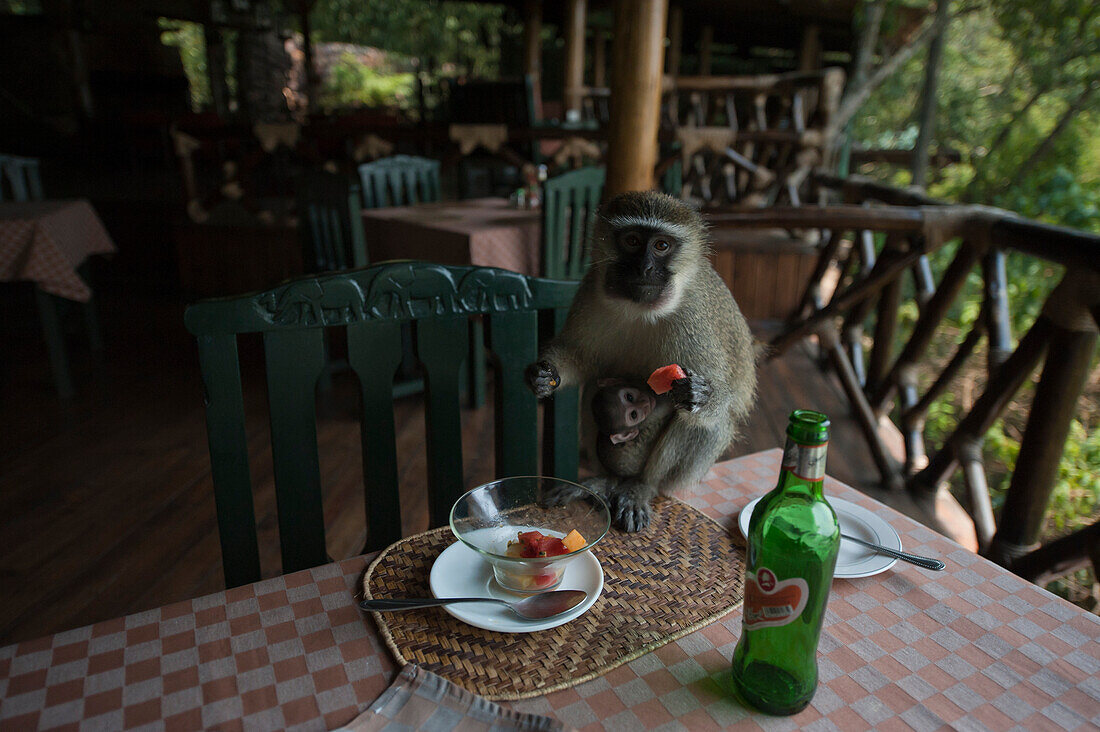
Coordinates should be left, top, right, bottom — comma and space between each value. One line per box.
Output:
660, 159, 684, 199
0, 154, 44, 202
295, 169, 369, 272
357, 155, 442, 209
184, 261, 581, 587
542, 166, 605, 280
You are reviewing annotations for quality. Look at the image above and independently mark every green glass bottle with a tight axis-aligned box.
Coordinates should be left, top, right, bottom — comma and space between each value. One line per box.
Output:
730, 410, 840, 715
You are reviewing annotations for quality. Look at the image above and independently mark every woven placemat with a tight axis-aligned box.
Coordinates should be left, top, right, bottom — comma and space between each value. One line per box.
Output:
360, 496, 745, 701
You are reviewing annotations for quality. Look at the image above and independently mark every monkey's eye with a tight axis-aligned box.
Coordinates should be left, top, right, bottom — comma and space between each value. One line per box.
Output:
622, 233, 642, 250
625, 392, 635, 402
653, 239, 671, 253
629, 410, 639, 421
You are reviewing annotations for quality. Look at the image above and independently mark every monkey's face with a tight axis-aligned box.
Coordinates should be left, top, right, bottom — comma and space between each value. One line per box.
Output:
603, 227, 681, 306
595, 384, 654, 444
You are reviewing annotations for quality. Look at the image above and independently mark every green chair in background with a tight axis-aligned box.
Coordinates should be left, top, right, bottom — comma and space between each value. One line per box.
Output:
357, 155, 441, 209
542, 166, 605, 280
1, 153, 102, 397
295, 169, 369, 273
660, 159, 684, 199
184, 262, 581, 587
0, 155, 44, 202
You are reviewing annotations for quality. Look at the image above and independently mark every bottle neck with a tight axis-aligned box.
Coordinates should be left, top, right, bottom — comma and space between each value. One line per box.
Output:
777, 436, 828, 498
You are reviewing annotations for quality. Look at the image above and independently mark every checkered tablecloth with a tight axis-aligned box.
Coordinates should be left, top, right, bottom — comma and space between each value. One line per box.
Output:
2, 450, 1098, 730
0, 200, 116, 302
362, 198, 542, 276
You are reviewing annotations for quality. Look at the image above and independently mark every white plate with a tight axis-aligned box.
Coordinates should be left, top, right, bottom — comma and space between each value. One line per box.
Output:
738, 496, 901, 579
428, 541, 604, 633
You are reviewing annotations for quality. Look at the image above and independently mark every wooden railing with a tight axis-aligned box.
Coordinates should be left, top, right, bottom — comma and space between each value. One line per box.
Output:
709, 175, 1100, 583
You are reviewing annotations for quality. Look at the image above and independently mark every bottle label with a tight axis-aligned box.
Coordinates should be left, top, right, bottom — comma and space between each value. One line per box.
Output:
781, 437, 827, 481
742, 567, 809, 629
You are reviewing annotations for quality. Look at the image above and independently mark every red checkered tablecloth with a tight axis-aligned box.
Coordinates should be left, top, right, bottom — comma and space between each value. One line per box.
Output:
2, 450, 1098, 730
0, 200, 116, 302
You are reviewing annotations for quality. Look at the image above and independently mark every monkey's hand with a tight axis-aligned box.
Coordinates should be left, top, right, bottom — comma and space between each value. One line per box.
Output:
540, 478, 594, 507
524, 359, 561, 399
670, 368, 711, 414
612, 478, 655, 532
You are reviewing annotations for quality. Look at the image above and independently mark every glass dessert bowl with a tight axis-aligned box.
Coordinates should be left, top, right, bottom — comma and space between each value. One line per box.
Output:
449, 476, 611, 594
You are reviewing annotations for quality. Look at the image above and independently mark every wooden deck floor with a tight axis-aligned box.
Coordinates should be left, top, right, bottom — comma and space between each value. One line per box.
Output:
0, 290, 935, 646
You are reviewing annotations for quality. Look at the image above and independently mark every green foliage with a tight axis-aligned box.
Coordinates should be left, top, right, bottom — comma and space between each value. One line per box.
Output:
856, 1, 1098, 588
309, 0, 517, 79
159, 18, 211, 111
318, 53, 415, 111
856, 1, 1100, 231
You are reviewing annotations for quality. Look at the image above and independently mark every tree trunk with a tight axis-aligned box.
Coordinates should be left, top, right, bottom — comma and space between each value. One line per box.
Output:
826, 9, 950, 147
850, 1, 885, 91
1005, 83, 1097, 183
911, 0, 951, 189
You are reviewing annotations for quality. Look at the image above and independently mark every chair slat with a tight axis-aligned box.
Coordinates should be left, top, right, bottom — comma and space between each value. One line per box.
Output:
263, 329, 329, 574
417, 317, 469, 528
347, 320, 405, 551
542, 166, 606, 280
488, 310, 539, 477
542, 308, 581, 481
195, 334, 261, 588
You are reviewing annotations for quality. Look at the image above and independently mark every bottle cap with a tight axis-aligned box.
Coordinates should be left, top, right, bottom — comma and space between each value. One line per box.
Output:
787, 409, 829, 445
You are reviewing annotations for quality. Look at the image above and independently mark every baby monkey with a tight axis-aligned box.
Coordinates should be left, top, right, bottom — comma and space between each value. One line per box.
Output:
591, 372, 708, 481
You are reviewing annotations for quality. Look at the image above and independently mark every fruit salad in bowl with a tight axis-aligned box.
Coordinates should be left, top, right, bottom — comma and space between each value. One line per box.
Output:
449, 477, 611, 594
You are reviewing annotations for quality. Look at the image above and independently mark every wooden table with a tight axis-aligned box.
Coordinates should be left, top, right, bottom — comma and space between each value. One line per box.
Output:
3, 450, 1098, 730
0, 199, 114, 397
362, 198, 542, 276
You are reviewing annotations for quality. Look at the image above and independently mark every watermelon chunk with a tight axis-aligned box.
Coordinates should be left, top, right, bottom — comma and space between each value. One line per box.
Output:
647, 364, 687, 394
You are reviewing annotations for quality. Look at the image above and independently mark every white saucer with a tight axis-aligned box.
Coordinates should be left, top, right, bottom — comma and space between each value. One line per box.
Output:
428, 541, 603, 633
738, 496, 901, 578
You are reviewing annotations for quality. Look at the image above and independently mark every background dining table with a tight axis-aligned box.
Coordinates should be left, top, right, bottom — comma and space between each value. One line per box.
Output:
2, 448, 1098, 730
361, 197, 542, 277
0, 199, 115, 397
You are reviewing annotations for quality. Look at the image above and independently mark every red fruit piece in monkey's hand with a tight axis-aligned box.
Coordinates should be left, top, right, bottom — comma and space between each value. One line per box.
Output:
647, 364, 687, 395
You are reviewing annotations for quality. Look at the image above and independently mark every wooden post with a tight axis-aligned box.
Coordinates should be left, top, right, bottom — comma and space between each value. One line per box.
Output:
987, 270, 1100, 566
593, 29, 607, 88
606, 0, 668, 196
666, 4, 683, 77
204, 24, 231, 116
563, 0, 588, 117
698, 25, 713, 75
523, 0, 543, 82
911, 0, 950, 189
798, 24, 822, 72
299, 3, 319, 112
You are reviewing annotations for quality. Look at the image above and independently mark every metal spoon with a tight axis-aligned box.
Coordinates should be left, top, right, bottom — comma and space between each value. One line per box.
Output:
842, 533, 946, 571
358, 589, 588, 620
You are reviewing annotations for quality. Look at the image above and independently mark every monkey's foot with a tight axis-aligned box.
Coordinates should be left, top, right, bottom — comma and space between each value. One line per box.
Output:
524, 360, 560, 399
612, 492, 652, 533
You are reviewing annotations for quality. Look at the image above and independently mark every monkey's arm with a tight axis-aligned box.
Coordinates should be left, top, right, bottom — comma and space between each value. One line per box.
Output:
525, 279, 601, 397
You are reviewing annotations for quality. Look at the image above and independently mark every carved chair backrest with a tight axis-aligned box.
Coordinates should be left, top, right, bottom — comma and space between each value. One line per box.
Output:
666, 68, 844, 208
542, 166, 605, 280
295, 169, 368, 272
0, 154, 44, 202
357, 155, 442, 209
184, 262, 581, 587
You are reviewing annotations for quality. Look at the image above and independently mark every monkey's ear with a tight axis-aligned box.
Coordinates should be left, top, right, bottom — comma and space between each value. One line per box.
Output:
597, 377, 624, 388
610, 429, 639, 444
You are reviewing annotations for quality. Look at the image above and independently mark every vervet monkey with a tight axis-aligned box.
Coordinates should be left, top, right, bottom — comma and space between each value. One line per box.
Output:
591, 375, 703, 479
526, 191, 757, 531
